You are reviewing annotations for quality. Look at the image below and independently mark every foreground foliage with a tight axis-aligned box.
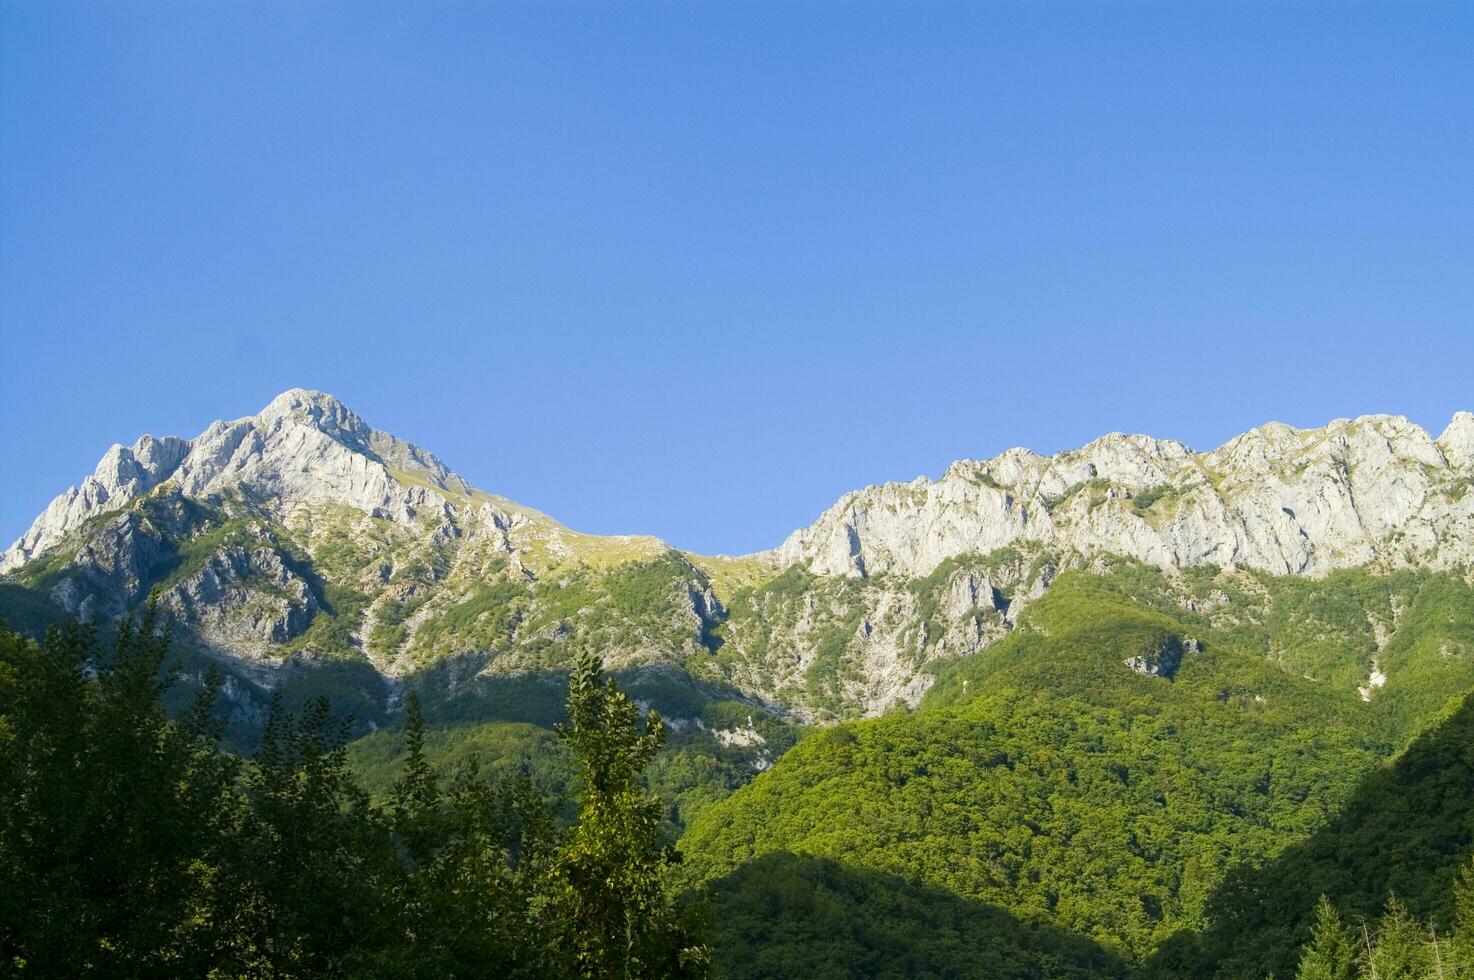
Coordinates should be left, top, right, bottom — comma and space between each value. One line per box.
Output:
0, 614, 704, 978
1293, 883, 1474, 979
5, 557, 1474, 978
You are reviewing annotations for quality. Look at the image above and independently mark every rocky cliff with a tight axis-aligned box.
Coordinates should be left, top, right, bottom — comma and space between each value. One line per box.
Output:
3, 392, 1470, 726
775, 413, 1474, 578
2, 389, 477, 573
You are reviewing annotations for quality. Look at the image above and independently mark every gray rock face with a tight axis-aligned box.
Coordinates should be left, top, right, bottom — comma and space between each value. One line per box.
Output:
1125, 636, 1198, 679
48, 511, 172, 620
4, 436, 189, 573
1440, 411, 1474, 469
2, 390, 464, 572
774, 414, 1474, 579
159, 545, 319, 661
685, 583, 726, 634
5, 391, 1470, 724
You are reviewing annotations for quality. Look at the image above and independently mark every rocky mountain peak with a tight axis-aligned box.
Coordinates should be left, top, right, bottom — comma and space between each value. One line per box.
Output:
2, 395, 1469, 726
775, 412, 1474, 579
255, 388, 374, 450
96, 434, 192, 500
1439, 411, 1474, 468
0, 390, 472, 572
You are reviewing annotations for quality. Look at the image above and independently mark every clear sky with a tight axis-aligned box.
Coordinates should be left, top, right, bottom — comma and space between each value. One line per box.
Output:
2, 2, 1471, 556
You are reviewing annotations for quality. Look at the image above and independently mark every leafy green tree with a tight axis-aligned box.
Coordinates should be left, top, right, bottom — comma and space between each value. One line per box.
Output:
213, 693, 400, 976
0, 612, 239, 978
1, 610, 721, 978
376, 693, 558, 979
1296, 896, 1358, 980
543, 649, 709, 979
1450, 858, 1474, 978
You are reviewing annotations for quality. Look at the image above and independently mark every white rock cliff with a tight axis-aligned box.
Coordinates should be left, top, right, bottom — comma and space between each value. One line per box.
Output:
2, 389, 470, 573
4, 392, 1471, 723
774, 414, 1474, 578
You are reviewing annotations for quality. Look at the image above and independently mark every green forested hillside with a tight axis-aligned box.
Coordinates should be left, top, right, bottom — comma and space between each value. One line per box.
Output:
347, 696, 801, 833
0, 617, 708, 977
5, 551, 1473, 977
1152, 689, 1474, 977
704, 853, 1129, 979
681, 563, 1474, 973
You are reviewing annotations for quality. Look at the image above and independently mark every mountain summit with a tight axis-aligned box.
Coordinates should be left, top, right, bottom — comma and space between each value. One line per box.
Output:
2, 389, 475, 572
776, 413, 1474, 579
3, 391, 1471, 725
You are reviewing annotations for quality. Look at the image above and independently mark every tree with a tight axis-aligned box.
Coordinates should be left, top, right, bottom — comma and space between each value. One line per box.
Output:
542, 649, 709, 979
1296, 896, 1357, 980
214, 693, 399, 976
0, 611, 711, 977
1368, 897, 1435, 980
1450, 857, 1474, 979
377, 692, 557, 979
0, 611, 239, 978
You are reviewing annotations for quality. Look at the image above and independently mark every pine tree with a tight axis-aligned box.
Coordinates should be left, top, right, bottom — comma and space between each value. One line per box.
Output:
377, 692, 556, 979
390, 692, 445, 866
1369, 897, 1435, 980
1296, 895, 1357, 980
542, 649, 709, 979
217, 694, 399, 976
1450, 858, 1474, 978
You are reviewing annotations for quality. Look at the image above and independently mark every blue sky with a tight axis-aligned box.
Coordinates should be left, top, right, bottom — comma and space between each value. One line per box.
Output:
2, 2, 1471, 555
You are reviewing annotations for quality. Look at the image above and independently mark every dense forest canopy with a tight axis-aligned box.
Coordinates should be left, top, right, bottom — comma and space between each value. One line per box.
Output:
3, 557, 1474, 977
684, 564, 1474, 975
0, 614, 706, 978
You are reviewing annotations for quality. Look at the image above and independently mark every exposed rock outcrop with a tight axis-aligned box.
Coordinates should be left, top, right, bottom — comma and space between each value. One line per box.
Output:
4, 391, 1470, 725
774, 415, 1474, 578
2, 389, 467, 572
1125, 636, 1198, 679
5, 436, 189, 574
158, 545, 319, 661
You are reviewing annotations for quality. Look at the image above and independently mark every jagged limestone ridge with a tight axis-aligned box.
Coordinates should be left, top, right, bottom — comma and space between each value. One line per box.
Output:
771, 412, 1474, 579
1, 388, 627, 575
4, 392, 1471, 724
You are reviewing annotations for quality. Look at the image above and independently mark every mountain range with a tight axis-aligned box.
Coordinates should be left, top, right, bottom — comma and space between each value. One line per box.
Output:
2, 386, 1474, 716
3, 389, 1471, 723
4, 389, 1474, 976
